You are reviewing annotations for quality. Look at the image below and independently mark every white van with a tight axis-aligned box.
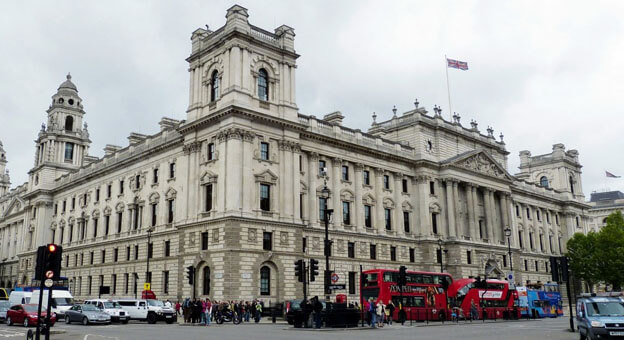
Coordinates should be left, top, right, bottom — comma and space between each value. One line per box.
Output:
30, 289, 74, 316
115, 299, 176, 324
8, 291, 31, 306
84, 299, 129, 323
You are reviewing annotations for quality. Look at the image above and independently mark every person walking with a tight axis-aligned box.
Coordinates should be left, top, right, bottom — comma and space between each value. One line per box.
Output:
387, 301, 395, 325
376, 300, 384, 328
470, 300, 478, 321
200, 299, 207, 324
175, 301, 181, 317
254, 300, 263, 323
205, 299, 212, 326
313, 296, 323, 329
369, 298, 377, 328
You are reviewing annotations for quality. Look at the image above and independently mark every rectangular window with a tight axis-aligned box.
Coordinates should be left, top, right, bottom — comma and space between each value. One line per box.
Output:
319, 197, 327, 221
169, 162, 176, 178
436, 248, 442, 264
153, 168, 159, 184
318, 160, 326, 176
93, 218, 98, 238
112, 274, 117, 294
370, 244, 376, 260
529, 232, 534, 249
555, 213, 559, 225
302, 237, 306, 253
64, 142, 74, 161
201, 232, 209, 250
479, 220, 484, 239
409, 248, 415, 263
72, 197, 75, 210
467, 250, 472, 264
260, 184, 271, 211
363, 170, 370, 185
135, 174, 141, 189
429, 181, 435, 195
90, 251, 94, 265
341, 165, 349, 181
260, 142, 269, 160
403, 211, 410, 233
535, 260, 539, 272
364, 205, 372, 228
208, 143, 215, 161
63, 200, 66, 212
95, 189, 100, 202
537, 209, 541, 221
104, 215, 110, 235
263, 232, 272, 251
65, 255, 69, 267
390, 246, 397, 261
88, 276, 92, 295
526, 207, 531, 220
119, 180, 124, 195
348, 242, 355, 258
549, 235, 553, 252
163, 271, 169, 294
124, 273, 129, 294
300, 193, 303, 219
126, 246, 131, 261
205, 184, 213, 212
80, 253, 84, 266
117, 212, 122, 233
342, 201, 351, 225
54, 203, 58, 215
147, 242, 153, 259
539, 234, 544, 251
384, 208, 392, 230
134, 245, 139, 260
101, 250, 106, 264
503, 254, 507, 267
114, 248, 118, 262
402, 179, 408, 193
524, 259, 528, 271
546, 212, 550, 224
516, 205, 520, 217
168, 199, 174, 223
383, 175, 390, 190
432, 213, 438, 234
107, 184, 112, 198
151, 204, 157, 227
165, 240, 170, 257
519, 231, 524, 248
348, 272, 356, 295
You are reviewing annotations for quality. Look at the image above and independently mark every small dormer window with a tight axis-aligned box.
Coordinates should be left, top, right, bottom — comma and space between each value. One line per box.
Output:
539, 176, 549, 188
58, 98, 64, 104
569, 175, 575, 194
258, 68, 268, 101
65, 116, 74, 131
68, 99, 74, 106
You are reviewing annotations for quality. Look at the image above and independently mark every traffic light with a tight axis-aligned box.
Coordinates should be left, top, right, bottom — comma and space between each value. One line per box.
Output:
186, 266, 195, 285
35, 244, 63, 281
294, 259, 304, 283
560, 256, 569, 282
398, 266, 407, 286
474, 276, 487, 289
309, 259, 319, 282
550, 256, 560, 282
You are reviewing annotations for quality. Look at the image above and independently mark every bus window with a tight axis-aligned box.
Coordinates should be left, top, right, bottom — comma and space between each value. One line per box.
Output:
364, 273, 378, 287
392, 296, 425, 307
362, 288, 380, 302
383, 272, 397, 283
423, 275, 433, 284
407, 274, 423, 284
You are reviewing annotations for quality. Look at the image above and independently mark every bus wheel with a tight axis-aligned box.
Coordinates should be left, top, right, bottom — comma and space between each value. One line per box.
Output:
438, 311, 446, 321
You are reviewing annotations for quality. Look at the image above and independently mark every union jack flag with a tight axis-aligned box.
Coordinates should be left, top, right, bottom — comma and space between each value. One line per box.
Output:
606, 171, 621, 178
447, 58, 469, 70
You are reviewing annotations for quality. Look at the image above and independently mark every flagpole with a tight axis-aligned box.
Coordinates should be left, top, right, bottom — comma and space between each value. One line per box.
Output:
445, 55, 452, 120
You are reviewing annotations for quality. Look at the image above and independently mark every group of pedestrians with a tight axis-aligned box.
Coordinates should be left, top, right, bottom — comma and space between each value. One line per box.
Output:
298, 296, 324, 328
364, 298, 396, 328
175, 298, 264, 325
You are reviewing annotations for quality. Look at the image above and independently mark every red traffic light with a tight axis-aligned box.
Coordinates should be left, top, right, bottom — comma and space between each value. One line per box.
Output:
47, 244, 57, 253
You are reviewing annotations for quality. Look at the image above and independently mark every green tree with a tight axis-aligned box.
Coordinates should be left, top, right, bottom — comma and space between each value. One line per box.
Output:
566, 231, 599, 292
594, 211, 624, 290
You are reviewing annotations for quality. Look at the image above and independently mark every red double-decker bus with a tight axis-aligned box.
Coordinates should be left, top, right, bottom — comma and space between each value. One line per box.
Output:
360, 269, 453, 321
447, 278, 520, 320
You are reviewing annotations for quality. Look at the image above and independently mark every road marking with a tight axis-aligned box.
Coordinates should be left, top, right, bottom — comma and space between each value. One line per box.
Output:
84, 335, 120, 340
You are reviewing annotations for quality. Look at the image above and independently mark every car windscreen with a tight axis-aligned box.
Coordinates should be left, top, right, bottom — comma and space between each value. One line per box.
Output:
24, 305, 38, 312
147, 300, 164, 307
81, 304, 98, 311
54, 298, 74, 306
587, 302, 624, 317
0, 301, 10, 308
103, 302, 120, 309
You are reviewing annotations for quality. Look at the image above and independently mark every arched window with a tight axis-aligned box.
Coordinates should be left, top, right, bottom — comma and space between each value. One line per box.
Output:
65, 116, 74, 131
602, 217, 608, 224
210, 70, 219, 102
257, 68, 268, 101
260, 266, 270, 295
569, 176, 574, 193
539, 176, 549, 188
202, 266, 210, 295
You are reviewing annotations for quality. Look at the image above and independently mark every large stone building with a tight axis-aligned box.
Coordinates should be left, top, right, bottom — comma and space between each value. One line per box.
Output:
586, 190, 624, 232
0, 5, 592, 304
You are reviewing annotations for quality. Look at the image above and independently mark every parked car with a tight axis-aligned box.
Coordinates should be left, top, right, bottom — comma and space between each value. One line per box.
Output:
284, 299, 326, 327
8, 291, 31, 306
115, 299, 176, 324
577, 294, 624, 340
84, 299, 129, 323
6, 304, 56, 327
0, 288, 11, 300
64, 304, 111, 325
0, 300, 10, 322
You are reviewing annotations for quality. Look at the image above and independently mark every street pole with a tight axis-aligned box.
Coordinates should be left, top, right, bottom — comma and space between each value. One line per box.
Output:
146, 228, 152, 286
324, 208, 333, 302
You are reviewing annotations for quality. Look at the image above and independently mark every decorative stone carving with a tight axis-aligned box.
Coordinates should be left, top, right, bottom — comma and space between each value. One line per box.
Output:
280, 231, 288, 245
460, 153, 505, 179
312, 237, 320, 250
212, 229, 219, 242
248, 228, 257, 243
183, 141, 201, 154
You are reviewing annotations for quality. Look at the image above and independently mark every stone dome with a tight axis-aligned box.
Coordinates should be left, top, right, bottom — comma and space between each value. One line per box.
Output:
58, 73, 78, 92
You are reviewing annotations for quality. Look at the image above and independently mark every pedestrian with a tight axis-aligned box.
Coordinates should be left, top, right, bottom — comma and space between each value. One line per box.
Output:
470, 300, 478, 321
165, 299, 172, 308
313, 296, 323, 329
387, 301, 395, 325
369, 298, 377, 328
183, 298, 191, 323
201, 299, 207, 324
205, 299, 212, 326
245, 301, 251, 322
254, 300, 262, 323
364, 299, 371, 326
376, 300, 384, 328
175, 301, 181, 317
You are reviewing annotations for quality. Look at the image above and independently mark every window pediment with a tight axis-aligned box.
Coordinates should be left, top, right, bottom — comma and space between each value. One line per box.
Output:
165, 187, 177, 200
362, 193, 376, 205
200, 171, 218, 185
255, 169, 278, 184
149, 192, 160, 204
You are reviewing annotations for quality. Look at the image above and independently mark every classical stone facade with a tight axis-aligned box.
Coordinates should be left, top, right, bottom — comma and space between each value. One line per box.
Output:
586, 191, 624, 232
0, 5, 592, 304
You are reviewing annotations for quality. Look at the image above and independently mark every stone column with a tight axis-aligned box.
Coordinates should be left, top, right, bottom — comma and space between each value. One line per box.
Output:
445, 179, 456, 239
466, 184, 477, 241
521, 204, 530, 250
292, 144, 301, 223
307, 152, 318, 226
354, 163, 364, 233
416, 176, 430, 237
225, 131, 243, 214
483, 189, 493, 242
394, 173, 404, 236
242, 133, 254, 216
501, 193, 511, 243
375, 168, 385, 234
452, 181, 460, 238
332, 158, 342, 229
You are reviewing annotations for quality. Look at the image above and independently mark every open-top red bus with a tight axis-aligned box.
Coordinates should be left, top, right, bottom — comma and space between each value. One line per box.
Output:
447, 278, 520, 320
360, 269, 453, 321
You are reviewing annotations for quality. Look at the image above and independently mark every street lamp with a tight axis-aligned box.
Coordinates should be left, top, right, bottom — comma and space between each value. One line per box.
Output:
437, 238, 444, 273
321, 182, 333, 302
504, 226, 513, 273
146, 227, 154, 287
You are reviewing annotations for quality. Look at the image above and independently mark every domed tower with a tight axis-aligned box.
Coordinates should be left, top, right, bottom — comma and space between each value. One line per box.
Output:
29, 73, 91, 191
0, 141, 10, 196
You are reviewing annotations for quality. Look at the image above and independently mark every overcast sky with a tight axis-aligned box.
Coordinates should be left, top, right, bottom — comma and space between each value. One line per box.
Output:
1, 0, 623, 198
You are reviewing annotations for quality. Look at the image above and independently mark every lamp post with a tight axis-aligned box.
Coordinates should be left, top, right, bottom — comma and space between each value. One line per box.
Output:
437, 238, 444, 273
146, 227, 154, 287
504, 227, 513, 273
320, 181, 333, 303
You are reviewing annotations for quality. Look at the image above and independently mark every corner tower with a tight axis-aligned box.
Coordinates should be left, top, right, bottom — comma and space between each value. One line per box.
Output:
29, 74, 92, 191
186, 4, 299, 122
0, 141, 10, 196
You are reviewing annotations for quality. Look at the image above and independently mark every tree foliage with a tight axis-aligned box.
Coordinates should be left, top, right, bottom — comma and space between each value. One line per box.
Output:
567, 211, 624, 291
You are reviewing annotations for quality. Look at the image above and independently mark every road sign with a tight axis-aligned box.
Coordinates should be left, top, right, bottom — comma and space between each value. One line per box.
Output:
44, 279, 53, 288
331, 273, 339, 284
507, 272, 514, 281
45, 270, 54, 279
329, 284, 345, 290
144, 283, 151, 291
